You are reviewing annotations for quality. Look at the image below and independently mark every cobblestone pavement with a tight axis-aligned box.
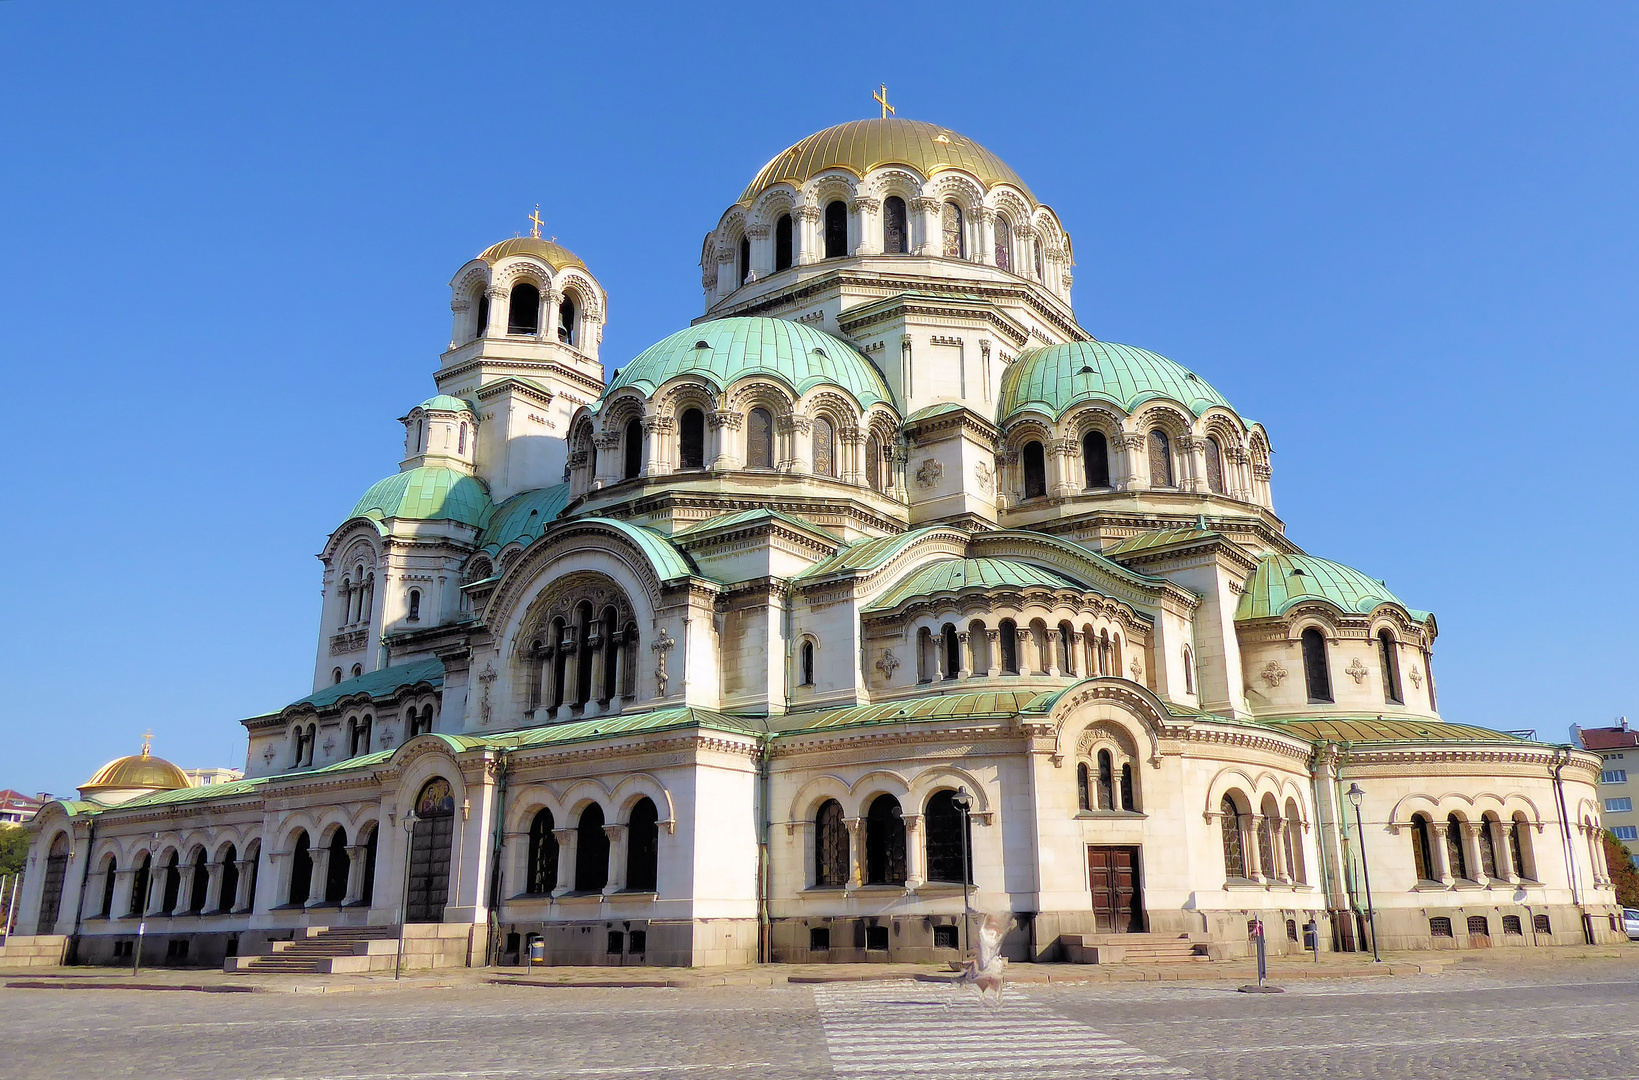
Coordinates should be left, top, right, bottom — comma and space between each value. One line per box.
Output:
3, 959, 1637, 1080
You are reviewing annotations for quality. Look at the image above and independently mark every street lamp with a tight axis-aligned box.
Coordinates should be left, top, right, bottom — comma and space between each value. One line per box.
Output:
1345, 783, 1381, 963
951, 788, 973, 954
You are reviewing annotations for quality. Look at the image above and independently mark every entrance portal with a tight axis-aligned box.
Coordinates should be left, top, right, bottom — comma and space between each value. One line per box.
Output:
407, 778, 455, 923
1087, 845, 1144, 933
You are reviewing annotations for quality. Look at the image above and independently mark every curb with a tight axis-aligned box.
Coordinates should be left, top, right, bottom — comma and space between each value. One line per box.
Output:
5, 980, 257, 993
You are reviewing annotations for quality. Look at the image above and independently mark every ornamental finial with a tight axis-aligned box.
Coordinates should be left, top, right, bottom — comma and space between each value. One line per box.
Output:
528, 205, 544, 239
140, 729, 154, 757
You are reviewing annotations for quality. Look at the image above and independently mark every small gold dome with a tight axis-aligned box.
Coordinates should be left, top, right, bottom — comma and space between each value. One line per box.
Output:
79, 743, 191, 797
478, 236, 585, 272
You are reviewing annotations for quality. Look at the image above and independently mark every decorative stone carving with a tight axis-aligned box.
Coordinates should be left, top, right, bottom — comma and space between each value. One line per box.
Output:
973, 461, 993, 494
262, 746, 276, 765
1260, 661, 1288, 687
1345, 658, 1368, 684
914, 458, 943, 489
377, 726, 395, 750
1408, 666, 1423, 689
478, 661, 497, 726
1129, 657, 1143, 682
322, 735, 335, 755
652, 629, 677, 694
876, 649, 900, 679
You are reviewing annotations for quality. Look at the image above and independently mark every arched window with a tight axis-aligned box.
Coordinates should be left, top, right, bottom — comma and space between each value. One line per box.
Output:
475, 293, 490, 339
815, 800, 849, 887
799, 640, 815, 687
324, 828, 349, 903
738, 235, 751, 286
1034, 241, 1045, 281
812, 415, 836, 478
1301, 628, 1333, 703
526, 808, 557, 895
359, 828, 377, 906
1182, 647, 1194, 694
35, 834, 69, 931
1059, 622, 1076, 675
407, 590, 421, 622
1147, 429, 1173, 487
287, 832, 312, 906
218, 846, 239, 913
942, 624, 960, 679
925, 790, 973, 883
1410, 813, 1435, 881
1096, 750, 1115, 811
998, 619, 1019, 674
97, 854, 117, 919
679, 408, 706, 469
558, 296, 576, 345
1082, 431, 1110, 488
413, 418, 424, 455
747, 407, 774, 468
627, 797, 660, 892
574, 601, 595, 708
1478, 815, 1500, 880
994, 215, 1012, 270
824, 200, 847, 258
332, 668, 343, 685
576, 803, 609, 893
621, 622, 639, 698
350, 665, 361, 680
1205, 436, 1225, 494
941, 201, 965, 258
507, 283, 540, 335
1378, 630, 1403, 704
883, 195, 908, 254
129, 853, 151, 917
622, 418, 643, 480
1022, 440, 1047, 499
1120, 763, 1135, 812
864, 794, 907, 886
865, 434, 882, 492
161, 851, 181, 914
774, 214, 793, 271
1077, 762, 1091, 811
1509, 813, 1533, 879
1221, 796, 1247, 879
1446, 814, 1469, 880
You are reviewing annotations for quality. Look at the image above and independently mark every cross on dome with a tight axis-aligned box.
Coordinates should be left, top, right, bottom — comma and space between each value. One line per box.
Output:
873, 84, 894, 118
528, 205, 544, 239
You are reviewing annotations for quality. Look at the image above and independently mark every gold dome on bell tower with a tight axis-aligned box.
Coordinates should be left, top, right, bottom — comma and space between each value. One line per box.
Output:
78, 733, 192, 803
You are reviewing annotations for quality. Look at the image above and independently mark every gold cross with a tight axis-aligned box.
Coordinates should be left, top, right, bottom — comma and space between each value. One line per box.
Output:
874, 84, 894, 119
140, 729, 154, 756
528, 205, 544, 239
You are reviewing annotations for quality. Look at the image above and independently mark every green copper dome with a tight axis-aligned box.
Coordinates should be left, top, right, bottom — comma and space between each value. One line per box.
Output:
1236, 553, 1429, 622
477, 483, 572, 558
349, 466, 491, 528
415, 395, 476, 414
999, 341, 1236, 422
602, 317, 896, 411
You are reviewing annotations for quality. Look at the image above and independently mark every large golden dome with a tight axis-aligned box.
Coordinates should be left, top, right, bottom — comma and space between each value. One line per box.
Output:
739, 118, 1036, 205
79, 743, 191, 798
478, 236, 585, 272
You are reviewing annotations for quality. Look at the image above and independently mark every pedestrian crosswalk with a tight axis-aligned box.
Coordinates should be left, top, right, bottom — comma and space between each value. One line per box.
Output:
812, 979, 1191, 1078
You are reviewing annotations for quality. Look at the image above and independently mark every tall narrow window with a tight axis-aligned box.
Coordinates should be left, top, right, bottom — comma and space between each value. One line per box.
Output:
1148, 429, 1173, 487
324, 829, 349, 903
1446, 814, 1469, 880
1301, 628, 1333, 703
408, 589, 421, 622
623, 418, 643, 480
1059, 623, 1075, 675
359, 829, 376, 906
1221, 797, 1247, 879
1182, 647, 1194, 694
994, 216, 1011, 269
574, 602, 595, 708
864, 794, 907, 886
98, 855, 117, 918
1478, 817, 1499, 879
747, 407, 774, 468
508, 283, 540, 335
129, 853, 151, 917
288, 832, 312, 906
924, 790, 973, 883
941, 202, 965, 258
475, 294, 490, 339
1410, 814, 1433, 881
774, 214, 793, 271
1077, 762, 1091, 811
1022, 440, 1047, 498
738, 235, 751, 286
1120, 763, 1135, 811
1509, 815, 1529, 878
576, 804, 609, 893
35, 835, 69, 931
815, 800, 849, 887
558, 296, 576, 345
865, 434, 882, 492
679, 408, 705, 469
1205, 436, 1225, 494
627, 798, 660, 893
942, 624, 960, 678
812, 415, 836, 477
1083, 431, 1109, 488
999, 619, 1018, 674
800, 640, 815, 686
1034, 242, 1044, 281
458, 423, 467, 454
883, 196, 908, 254
1378, 630, 1403, 704
1096, 750, 1114, 810
824, 201, 847, 258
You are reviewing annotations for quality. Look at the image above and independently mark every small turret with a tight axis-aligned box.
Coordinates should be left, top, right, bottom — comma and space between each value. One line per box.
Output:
400, 395, 478, 474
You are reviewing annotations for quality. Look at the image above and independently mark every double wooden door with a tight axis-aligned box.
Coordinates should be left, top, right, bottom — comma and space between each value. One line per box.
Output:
1087, 846, 1144, 933
407, 812, 453, 923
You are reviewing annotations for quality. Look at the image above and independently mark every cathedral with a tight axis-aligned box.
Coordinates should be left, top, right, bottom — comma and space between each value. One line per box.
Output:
9, 111, 1624, 971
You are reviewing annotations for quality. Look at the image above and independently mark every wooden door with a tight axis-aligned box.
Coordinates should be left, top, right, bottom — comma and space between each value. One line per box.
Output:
407, 813, 453, 923
1087, 846, 1143, 933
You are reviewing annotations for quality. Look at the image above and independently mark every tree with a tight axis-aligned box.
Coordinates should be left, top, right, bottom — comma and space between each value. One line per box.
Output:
1602, 830, 1639, 910
0, 825, 28, 877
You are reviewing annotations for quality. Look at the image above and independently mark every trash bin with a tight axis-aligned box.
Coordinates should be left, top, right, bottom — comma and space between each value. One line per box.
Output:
529, 940, 545, 966
1303, 919, 1319, 952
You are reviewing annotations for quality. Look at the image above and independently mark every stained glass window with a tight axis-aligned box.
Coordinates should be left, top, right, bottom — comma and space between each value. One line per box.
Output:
812, 416, 835, 477
1411, 814, 1434, 881
1509, 818, 1527, 878
1120, 763, 1135, 811
747, 408, 773, 468
576, 803, 609, 892
865, 434, 881, 491
1034, 241, 1044, 280
1148, 429, 1173, 487
941, 202, 964, 258
1257, 814, 1275, 879
1077, 763, 1091, 811
816, 800, 848, 886
883, 196, 908, 254
1205, 436, 1225, 494
994, 216, 1011, 269
1222, 796, 1247, 878
1096, 750, 1115, 810
626, 798, 659, 893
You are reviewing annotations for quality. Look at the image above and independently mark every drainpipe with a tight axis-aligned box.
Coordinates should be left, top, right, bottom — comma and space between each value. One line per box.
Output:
484, 748, 512, 967
1551, 747, 1587, 940
757, 732, 772, 964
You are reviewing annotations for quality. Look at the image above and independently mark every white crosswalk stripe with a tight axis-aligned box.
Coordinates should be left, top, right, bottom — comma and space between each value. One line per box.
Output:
812, 980, 1191, 1078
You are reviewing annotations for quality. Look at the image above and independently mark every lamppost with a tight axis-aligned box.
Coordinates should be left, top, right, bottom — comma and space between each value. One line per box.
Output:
395, 812, 418, 980
134, 831, 157, 976
1345, 783, 1381, 962
952, 788, 973, 954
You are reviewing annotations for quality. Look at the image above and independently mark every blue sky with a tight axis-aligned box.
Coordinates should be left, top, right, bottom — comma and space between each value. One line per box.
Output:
2, 5, 1635, 797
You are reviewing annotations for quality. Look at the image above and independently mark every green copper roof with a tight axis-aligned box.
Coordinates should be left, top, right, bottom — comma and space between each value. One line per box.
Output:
1235, 553, 1428, 622
775, 691, 1059, 734
289, 658, 445, 712
793, 527, 940, 580
1260, 717, 1528, 745
573, 518, 697, 582
998, 340, 1236, 422
416, 394, 476, 414
866, 557, 1085, 612
349, 467, 492, 529
672, 508, 841, 544
603, 317, 896, 411
1103, 526, 1219, 557
478, 483, 572, 557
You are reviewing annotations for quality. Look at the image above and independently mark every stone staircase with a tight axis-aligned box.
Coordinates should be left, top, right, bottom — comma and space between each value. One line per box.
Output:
1059, 931, 1212, 965
226, 925, 400, 974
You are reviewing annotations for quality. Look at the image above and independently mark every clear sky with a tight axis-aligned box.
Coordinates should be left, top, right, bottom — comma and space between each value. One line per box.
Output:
2, 5, 1635, 798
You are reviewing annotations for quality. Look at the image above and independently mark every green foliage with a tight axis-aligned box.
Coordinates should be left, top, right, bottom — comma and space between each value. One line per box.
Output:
1603, 830, 1639, 909
0, 825, 28, 877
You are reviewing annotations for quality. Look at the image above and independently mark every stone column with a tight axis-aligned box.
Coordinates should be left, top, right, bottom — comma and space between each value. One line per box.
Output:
1429, 821, 1454, 886
145, 867, 166, 916
956, 631, 972, 679
1274, 822, 1293, 883
603, 824, 628, 895
709, 410, 743, 470
203, 861, 225, 914
233, 858, 256, 912
1119, 433, 1146, 491
850, 196, 882, 255
913, 197, 942, 256
176, 862, 199, 913
794, 206, 820, 265
642, 415, 673, 477
1016, 225, 1038, 281
1016, 627, 1032, 675
1045, 627, 1063, 678
587, 625, 608, 711
307, 848, 329, 906
844, 818, 865, 889
1186, 437, 1209, 494
1068, 632, 1085, 678
716, 244, 737, 302
783, 412, 812, 474
985, 629, 1001, 678
746, 223, 771, 279
1494, 819, 1520, 885
344, 844, 368, 904
976, 207, 996, 266
1463, 822, 1490, 887
1247, 817, 1267, 883
552, 828, 578, 896
483, 287, 506, 338
840, 425, 865, 486
560, 628, 581, 709
903, 815, 925, 889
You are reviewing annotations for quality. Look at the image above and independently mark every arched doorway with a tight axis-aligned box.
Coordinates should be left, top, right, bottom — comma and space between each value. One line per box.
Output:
406, 778, 456, 922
